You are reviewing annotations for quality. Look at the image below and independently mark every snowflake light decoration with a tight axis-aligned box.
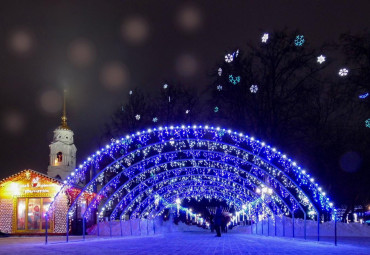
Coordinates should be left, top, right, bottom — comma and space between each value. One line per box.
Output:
294, 35, 305, 46
229, 75, 241, 85
217, 85, 223, 91
185, 110, 190, 114
366, 119, 370, 128
262, 33, 269, 43
250, 84, 258, 93
129, 90, 133, 95
359, 93, 369, 99
163, 84, 168, 89
225, 54, 233, 63
234, 49, 239, 58
214, 106, 219, 113
152, 117, 158, 123
338, 68, 349, 77
317, 55, 326, 64
218, 68, 222, 76
135, 114, 140, 120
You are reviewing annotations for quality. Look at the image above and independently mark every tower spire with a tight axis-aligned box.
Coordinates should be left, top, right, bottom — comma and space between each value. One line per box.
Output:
60, 89, 69, 129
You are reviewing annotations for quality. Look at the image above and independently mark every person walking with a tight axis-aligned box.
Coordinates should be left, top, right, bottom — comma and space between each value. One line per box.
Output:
214, 206, 222, 237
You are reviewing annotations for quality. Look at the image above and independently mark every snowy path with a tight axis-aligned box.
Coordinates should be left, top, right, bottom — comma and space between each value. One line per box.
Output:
0, 231, 369, 255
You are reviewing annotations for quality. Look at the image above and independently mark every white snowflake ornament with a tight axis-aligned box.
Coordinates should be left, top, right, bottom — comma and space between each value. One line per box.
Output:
225, 54, 233, 63
218, 68, 222, 76
250, 85, 258, 93
152, 117, 158, 122
338, 68, 349, 77
317, 55, 326, 64
262, 33, 269, 43
217, 85, 223, 91
135, 114, 141, 120
185, 110, 190, 114
129, 90, 133, 95
163, 84, 168, 89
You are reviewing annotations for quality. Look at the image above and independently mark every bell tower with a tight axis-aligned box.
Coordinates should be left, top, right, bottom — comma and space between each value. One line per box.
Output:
47, 90, 77, 180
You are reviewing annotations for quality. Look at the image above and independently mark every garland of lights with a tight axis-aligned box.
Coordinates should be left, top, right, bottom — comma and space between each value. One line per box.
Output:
48, 125, 335, 227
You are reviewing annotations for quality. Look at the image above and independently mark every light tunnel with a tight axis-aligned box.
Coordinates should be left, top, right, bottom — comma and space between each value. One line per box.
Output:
47, 125, 335, 235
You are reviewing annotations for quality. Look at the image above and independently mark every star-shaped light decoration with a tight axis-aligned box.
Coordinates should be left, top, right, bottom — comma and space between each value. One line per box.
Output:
163, 84, 168, 89
152, 117, 158, 123
218, 68, 222, 76
317, 55, 326, 64
214, 106, 219, 113
366, 119, 370, 128
217, 85, 223, 91
111, 138, 116, 143
250, 84, 258, 93
359, 93, 369, 99
225, 54, 233, 63
294, 35, 305, 46
135, 114, 140, 120
338, 68, 349, 77
185, 110, 190, 114
261, 33, 269, 43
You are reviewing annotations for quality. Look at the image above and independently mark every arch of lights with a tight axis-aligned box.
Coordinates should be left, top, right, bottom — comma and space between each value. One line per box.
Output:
47, 125, 335, 234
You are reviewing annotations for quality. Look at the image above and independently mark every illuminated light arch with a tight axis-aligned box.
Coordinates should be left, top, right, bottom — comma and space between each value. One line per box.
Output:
48, 125, 335, 235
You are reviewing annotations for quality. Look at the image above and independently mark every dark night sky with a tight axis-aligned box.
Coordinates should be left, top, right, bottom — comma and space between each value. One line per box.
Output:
0, 0, 369, 180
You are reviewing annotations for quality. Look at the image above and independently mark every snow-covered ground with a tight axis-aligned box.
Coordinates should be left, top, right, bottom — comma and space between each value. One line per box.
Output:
1, 230, 370, 255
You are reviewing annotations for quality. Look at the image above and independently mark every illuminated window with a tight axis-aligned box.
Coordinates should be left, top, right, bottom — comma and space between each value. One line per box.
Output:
57, 152, 63, 162
16, 198, 52, 232
17, 198, 26, 230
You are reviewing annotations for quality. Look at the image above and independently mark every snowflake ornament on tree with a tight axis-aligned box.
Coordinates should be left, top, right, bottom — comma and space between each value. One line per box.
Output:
135, 114, 140, 120
225, 54, 233, 63
359, 93, 369, 99
217, 85, 223, 91
317, 55, 326, 64
294, 35, 305, 46
250, 84, 258, 93
366, 119, 370, 128
218, 68, 222, 76
152, 117, 158, 122
262, 33, 269, 43
214, 106, 219, 113
185, 110, 190, 114
234, 49, 239, 58
163, 84, 168, 89
129, 90, 133, 95
229, 75, 241, 85
338, 68, 349, 77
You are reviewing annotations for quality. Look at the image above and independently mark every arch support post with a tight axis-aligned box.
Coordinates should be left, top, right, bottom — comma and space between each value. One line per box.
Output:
66, 214, 69, 242
274, 215, 277, 236
267, 216, 270, 236
97, 216, 100, 237
334, 211, 337, 246
83, 217, 86, 240
120, 218, 123, 237
317, 213, 320, 242
304, 212, 307, 240
292, 213, 295, 238
45, 213, 48, 245
283, 215, 285, 237
109, 218, 112, 237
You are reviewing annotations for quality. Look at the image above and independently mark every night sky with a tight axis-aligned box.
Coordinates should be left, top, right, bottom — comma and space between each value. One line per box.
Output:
1, 0, 369, 180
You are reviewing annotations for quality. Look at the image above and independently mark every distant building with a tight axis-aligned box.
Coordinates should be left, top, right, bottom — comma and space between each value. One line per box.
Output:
47, 92, 77, 180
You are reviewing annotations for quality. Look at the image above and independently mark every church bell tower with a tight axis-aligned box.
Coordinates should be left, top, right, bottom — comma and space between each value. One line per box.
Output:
47, 90, 77, 180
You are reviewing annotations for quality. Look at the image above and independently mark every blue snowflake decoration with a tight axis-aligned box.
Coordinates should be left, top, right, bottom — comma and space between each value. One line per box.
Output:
366, 119, 370, 128
214, 106, 219, 113
359, 93, 369, 99
153, 117, 158, 123
229, 75, 241, 85
217, 85, 223, 91
294, 35, 305, 46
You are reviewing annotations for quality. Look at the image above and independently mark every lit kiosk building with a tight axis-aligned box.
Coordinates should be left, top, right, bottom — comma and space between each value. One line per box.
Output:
0, 93, 89, 234
47, 97, 77, 181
